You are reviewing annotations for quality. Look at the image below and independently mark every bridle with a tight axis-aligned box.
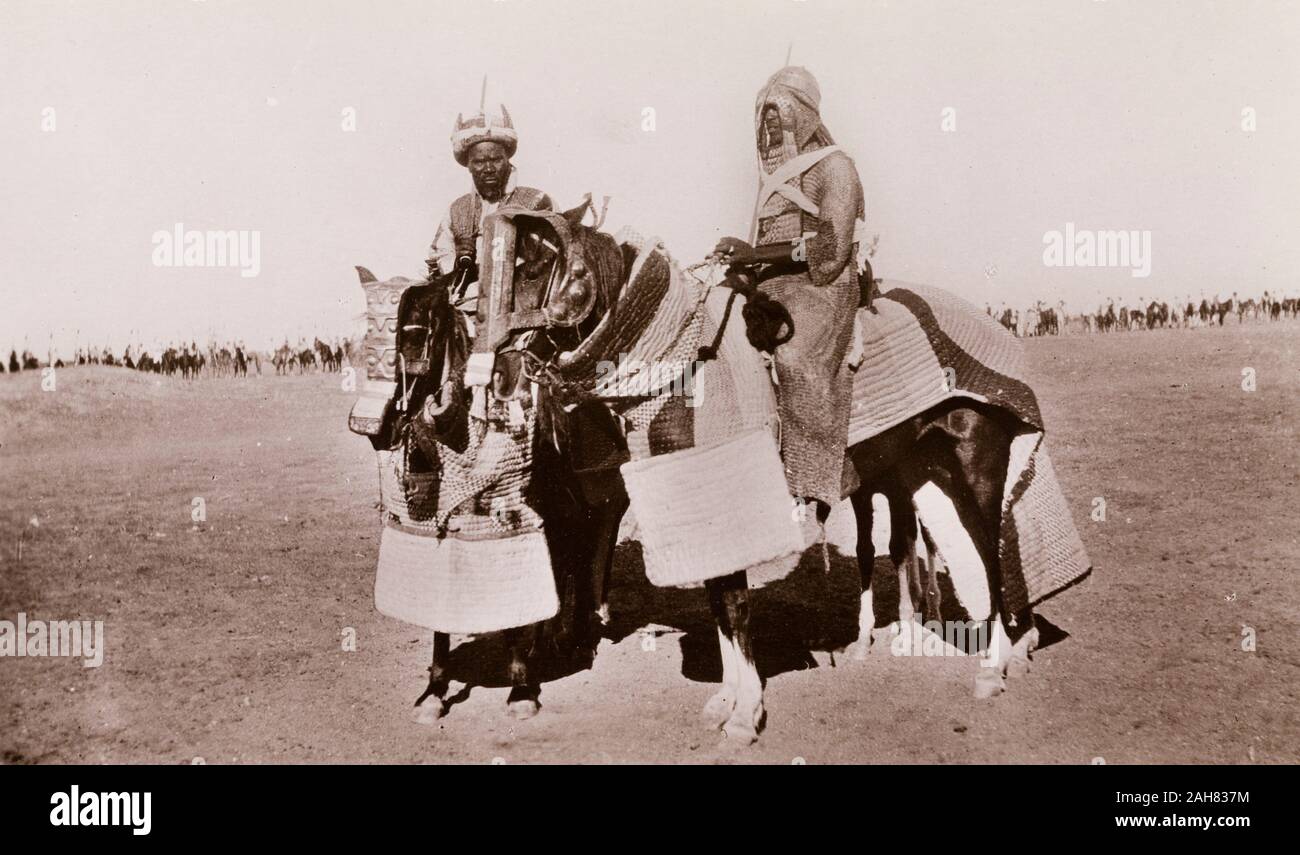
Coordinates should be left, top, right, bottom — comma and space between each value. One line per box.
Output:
508, 258, 734, 409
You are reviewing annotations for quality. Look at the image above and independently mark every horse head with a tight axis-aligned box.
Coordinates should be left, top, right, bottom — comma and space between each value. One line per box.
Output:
537, 203, 629, 338
484, 201, 633, 402
353, 265, 470, 453
404, 272, 471, 453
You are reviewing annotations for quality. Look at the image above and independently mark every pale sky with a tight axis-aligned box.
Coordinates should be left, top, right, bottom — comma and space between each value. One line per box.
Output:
2, 0, 1298, 357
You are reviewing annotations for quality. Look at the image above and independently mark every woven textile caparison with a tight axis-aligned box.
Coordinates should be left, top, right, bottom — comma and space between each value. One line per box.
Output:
544, 228, 805, 589
752, 66, 865, 508
343, 259, 562, 638
370, 395, 559, 635
846, 280, 1092, 614
536, 234, 1089, 607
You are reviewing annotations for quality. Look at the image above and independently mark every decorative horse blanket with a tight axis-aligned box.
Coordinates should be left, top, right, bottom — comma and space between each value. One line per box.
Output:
369, 399, 559, 635
351, 265, 558, 634
558, 251, 1090, 610
550, 228, 804, 588
847, 282, 1091, 613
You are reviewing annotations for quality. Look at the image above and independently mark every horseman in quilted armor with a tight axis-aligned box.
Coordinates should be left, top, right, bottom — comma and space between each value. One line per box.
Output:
714, 66, 867, 522
427, 104, 553, 320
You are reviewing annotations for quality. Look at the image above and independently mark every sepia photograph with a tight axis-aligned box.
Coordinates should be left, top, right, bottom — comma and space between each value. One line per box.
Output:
1, 0, 1297, 796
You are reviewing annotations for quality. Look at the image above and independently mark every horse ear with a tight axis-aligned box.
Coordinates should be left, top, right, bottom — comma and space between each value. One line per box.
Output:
355, 266, 377, 283
621, 243, 638, 279
561, 197, 591, 229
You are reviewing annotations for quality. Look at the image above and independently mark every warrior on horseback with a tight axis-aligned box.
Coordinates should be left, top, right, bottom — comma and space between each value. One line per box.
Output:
713, 66, 866, 527
348, 70, 1092, 746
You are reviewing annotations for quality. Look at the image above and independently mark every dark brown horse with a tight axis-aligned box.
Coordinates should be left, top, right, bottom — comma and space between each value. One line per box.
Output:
385, 205, 631, 723
691, 273, 1036, 742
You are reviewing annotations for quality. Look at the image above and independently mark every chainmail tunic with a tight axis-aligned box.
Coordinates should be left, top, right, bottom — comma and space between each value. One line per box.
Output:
755, 147, 863, 506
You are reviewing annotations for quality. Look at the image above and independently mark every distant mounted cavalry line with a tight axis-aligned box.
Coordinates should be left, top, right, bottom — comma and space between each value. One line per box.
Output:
985, 288, 1299, 338
2, 336, 359, 379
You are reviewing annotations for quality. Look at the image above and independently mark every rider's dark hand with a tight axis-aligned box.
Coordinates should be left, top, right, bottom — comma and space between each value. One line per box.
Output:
712, 237, 756, 266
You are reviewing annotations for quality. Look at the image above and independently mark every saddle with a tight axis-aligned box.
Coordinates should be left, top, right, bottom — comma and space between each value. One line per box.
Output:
726, 257, 878, 356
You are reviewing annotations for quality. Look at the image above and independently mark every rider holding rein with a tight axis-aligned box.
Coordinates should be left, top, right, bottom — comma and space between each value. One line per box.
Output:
713, 66, 866, 526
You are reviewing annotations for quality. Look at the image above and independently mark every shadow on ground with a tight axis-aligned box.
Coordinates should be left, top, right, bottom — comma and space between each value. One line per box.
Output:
431, 539, 956, 691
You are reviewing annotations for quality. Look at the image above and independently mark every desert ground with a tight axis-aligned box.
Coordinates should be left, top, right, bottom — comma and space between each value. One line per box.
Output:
2, 320, 1297, 764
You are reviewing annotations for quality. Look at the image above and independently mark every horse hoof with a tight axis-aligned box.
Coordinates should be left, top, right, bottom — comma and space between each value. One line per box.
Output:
718, 725, 758, 748
720, 707, 764, 746
973, 669, 1005, 699
412, 697, 446, 725
1006, 626, 1037, 679
507, 698, 540, 720
703, 731, 754, 763
845, 639, 872, 661
845, 628, 890, 660
702, 690, 736, 730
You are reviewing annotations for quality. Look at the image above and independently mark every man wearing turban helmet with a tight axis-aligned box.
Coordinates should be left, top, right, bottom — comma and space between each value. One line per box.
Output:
713, 66, 867, 521
427, 104, 552, 310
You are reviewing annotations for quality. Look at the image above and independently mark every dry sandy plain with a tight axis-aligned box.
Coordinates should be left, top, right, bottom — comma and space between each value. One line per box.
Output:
2, 320, 1297, 763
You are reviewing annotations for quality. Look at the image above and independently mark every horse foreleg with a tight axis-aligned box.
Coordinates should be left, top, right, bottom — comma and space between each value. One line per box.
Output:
701, 622, 738, 729
974, 614, 1012, 698
974, 610, 1038, 696
939, 409, 1039, 696
504, 624, 541, 719
589, 496, 627, 630
574, 472, 628, 630
413, 631, 451, 724
552, 525, 599, 670
886, 484, 923, 624
845, 487, 883, 659
1006, 618, 1039, 680
704, 572, 763, 744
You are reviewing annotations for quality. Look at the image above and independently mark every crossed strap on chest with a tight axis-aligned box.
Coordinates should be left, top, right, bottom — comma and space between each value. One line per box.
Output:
756, 145, 842, 218
755, 145, 869, 257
